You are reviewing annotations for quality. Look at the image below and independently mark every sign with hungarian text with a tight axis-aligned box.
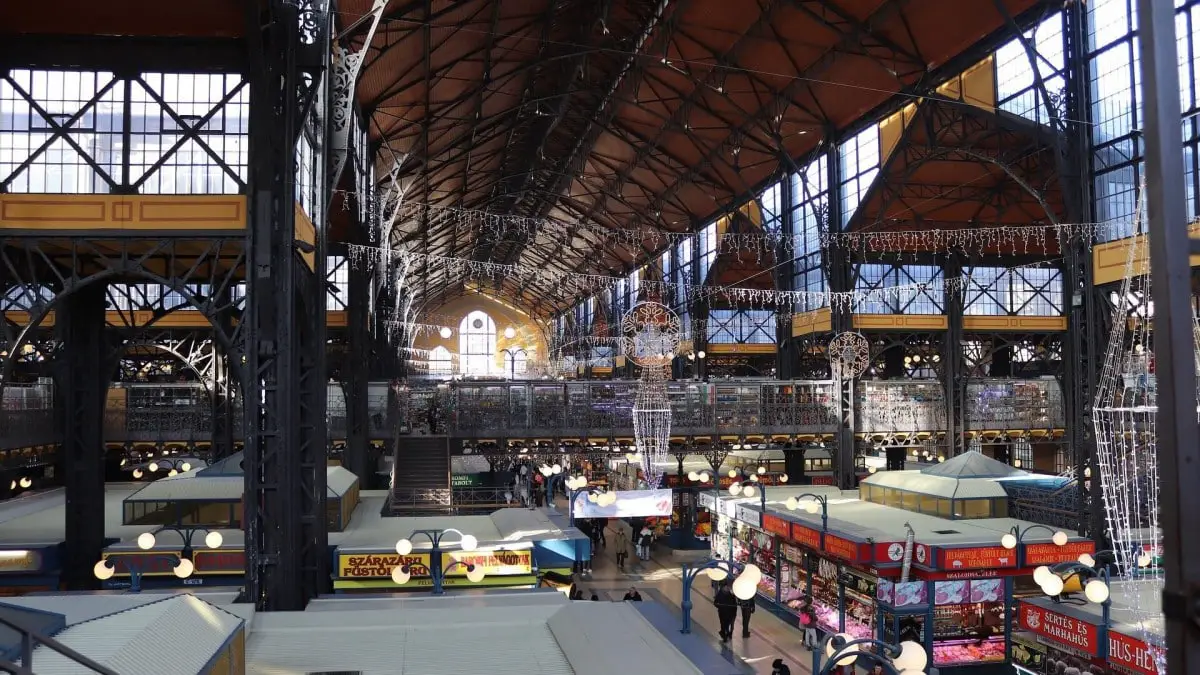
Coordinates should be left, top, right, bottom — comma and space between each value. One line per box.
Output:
939, 546, 1016, 570
339, 553, 431, 578
1019, 603, 1099, 656
441, 549, 532, 576
823, 534, 863, 562
0, 550, 42, 574
790, 524, 822, 550
337, 550, 532, 579
101, 550, 245, 577
761, 514, 790, 538
1024, 540, 1095, 566
1109, 630, 1161, 675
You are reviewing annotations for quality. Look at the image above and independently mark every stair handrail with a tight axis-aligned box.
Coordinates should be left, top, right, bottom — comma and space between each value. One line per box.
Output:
0, 612, 119, 675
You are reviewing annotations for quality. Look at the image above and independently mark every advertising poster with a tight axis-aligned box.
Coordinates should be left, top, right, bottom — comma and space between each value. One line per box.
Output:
571, 489, 673, 518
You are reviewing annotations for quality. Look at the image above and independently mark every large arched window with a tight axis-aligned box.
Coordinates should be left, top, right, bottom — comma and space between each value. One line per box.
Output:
428, 346, 453, 376
459, 310, 496, 375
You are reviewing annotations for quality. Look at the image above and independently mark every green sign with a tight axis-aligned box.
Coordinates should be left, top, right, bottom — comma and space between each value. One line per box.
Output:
451, 474, 484, 487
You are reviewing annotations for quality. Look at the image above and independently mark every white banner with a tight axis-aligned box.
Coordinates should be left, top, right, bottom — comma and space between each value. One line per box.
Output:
571, 489, 673, 519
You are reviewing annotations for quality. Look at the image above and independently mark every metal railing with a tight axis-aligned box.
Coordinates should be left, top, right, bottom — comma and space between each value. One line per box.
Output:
0, 613, 119, 675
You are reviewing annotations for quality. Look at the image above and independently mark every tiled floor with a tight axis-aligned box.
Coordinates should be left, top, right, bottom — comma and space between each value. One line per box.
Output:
578, 524, 815, 675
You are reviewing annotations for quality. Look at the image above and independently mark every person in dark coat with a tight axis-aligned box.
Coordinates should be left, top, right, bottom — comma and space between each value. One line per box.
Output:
771, 659, 792, 675
714, 581, 738, 641
738, 595, 755, 637
622, 587, 643, 601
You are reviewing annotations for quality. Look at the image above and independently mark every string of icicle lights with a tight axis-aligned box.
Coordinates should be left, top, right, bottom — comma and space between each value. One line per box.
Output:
340, 190, 1129, 256
351, 243, 1064, 313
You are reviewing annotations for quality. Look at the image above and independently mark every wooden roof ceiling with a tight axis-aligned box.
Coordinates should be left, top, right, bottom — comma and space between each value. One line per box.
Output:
342, 0, 1049, 315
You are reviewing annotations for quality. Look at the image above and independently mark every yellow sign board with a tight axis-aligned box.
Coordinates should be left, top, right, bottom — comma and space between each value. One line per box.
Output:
337, 550, 532, 579
0, 550, 41, 573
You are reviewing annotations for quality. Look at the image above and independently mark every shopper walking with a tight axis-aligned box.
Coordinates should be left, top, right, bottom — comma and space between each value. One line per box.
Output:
714, 581, 738, 642
614, 527, 629, 571
799, 600, 818, 650
637, 525, 653, 560
738, 595, 755, 638
597, 517, 607, 547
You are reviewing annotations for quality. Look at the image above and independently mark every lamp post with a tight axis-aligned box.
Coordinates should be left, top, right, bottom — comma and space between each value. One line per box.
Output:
92, 527, 224, 592
539, 463, 564, 506
93, 555, 191, 593
727, 465, 789, 513
392, 528, 483, 595
813, 634, 928, 675
502, 346, 527, 380
131, 457, 194, 480
999, 524, 1068, 567
1033, 556, 1114, 628
679, 558, 758, 634
784, 492, 830, 543
686, 350, 706, 380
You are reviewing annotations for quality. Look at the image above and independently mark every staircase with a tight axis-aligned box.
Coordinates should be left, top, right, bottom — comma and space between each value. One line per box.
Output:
386, 436, 451, 515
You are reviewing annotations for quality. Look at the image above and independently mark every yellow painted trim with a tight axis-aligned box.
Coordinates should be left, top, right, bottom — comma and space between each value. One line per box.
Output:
0, 194, 247, 231
334, 574, 542, 590
1093, 223, 1200, 285
706, 343, 777, 355
962, 315, 1067, 332
851, 314, 948, 330
327, 310, 347, 328
590, 367, 613, 375
294, 203, 316, 271
791, 308, 832, 337
935, 55, 996, 111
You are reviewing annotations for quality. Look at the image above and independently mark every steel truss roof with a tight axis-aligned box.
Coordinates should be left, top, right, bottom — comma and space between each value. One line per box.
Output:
340, 0, 1047, 315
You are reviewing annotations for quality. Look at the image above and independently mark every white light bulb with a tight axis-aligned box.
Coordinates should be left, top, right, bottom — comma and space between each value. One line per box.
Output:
893, 640, 929, 672
132, 469, 143, 479
148, 462, 159, 472
786, 497, 799, 510
728, 470, 737, 478
137, 532, 156, 550
173, 558, 194, 578
827, 634, 859, 666
707, 566, 729, 581
1001, 533, 1018, 550
779, 473, 788, 483
205, 531, 224, 549
698, 472, 710, 483
1084, 579, 1109, 604
1041, 574, 1065, 596
439, 326, 452, 339
466, 566, 486, 583
688, 471, 700, 481
391, 566, 411, 584
757, 466, 767, 475
728, 483, 742, 496
168, 469, 178, 477
805, 501, 820, 515
731, 575, 757, 600
180, 462, 191, 472
740, 564, 762, 584
1033, 566, 1052, 585
459, 535, 478, 552
396, 539, 413, 556
742, 485, 756, 498
1137, 553, 1153, 568
18, 477, 31, 489
1078, 553, 1095, 568
93, 560, 115, 580
551, 463, 562, 474
1052, 531, 1069, 546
